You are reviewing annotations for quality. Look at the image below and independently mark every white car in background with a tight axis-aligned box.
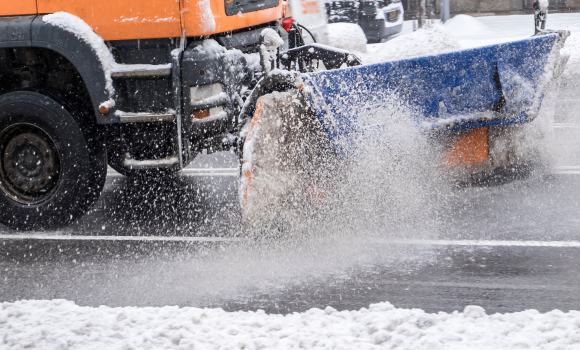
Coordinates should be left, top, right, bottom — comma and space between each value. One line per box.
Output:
380, 0, 404, 39
283, 0, 329, 44
326, 0, 404, 43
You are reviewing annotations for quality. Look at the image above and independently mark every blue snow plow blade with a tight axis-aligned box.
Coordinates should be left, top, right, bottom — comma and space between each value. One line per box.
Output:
301, 34, 563, 156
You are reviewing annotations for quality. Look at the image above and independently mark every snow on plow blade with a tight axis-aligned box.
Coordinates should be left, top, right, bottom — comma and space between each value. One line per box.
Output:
301, 33, 567, 157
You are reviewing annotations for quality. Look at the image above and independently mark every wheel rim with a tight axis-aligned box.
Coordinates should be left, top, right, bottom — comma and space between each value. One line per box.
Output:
0, 123, 61, 204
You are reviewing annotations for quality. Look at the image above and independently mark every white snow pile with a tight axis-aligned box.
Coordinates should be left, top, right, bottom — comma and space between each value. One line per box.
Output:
326, 23, 368, 53
539, 0, 550, 11
3, 300, 580, 349
43, 12, 171, 98
444, 14, 497, 38
360, 24, 461, 64
442, 15, 532, 49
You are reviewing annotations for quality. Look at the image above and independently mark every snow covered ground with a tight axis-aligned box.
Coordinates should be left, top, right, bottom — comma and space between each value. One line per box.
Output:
3, 13, 580, 350
3, 300, 580, 349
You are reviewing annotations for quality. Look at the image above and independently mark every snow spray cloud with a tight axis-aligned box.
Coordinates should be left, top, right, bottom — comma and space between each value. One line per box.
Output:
239, 89, 446, 243
116, 89, 446, 308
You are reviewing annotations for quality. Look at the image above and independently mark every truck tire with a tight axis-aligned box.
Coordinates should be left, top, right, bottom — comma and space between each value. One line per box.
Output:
0, 92, 107, 230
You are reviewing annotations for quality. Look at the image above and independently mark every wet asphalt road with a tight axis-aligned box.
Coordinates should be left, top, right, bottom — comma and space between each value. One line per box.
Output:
1, 171, 580, 315
1, 72, 580, 316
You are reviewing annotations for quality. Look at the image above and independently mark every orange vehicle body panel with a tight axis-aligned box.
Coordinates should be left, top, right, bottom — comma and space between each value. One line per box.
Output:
0, 1, 38, 16
181, 0, 285, 36
441, 127, 489, 168
37, 0, 182, 40
35, 0, 286, 41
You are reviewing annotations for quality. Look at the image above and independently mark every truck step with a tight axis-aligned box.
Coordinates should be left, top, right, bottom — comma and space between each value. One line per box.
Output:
123, 153, 179, 169
111, 64, 172, 78
117, 111, 175, 123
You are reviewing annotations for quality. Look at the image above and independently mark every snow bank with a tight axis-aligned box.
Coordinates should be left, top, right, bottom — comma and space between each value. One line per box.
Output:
444, 14, 496, 37
326, 23, 368, 53
361, 24, 461, 64
3, 300, 580, 349
442, 15, 531, 48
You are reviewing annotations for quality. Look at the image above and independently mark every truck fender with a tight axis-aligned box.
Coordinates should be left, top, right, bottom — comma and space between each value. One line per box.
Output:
0, 15, 113, 123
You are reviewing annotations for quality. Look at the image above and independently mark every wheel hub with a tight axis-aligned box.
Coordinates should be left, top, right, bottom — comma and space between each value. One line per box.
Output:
0, 124, 61, 204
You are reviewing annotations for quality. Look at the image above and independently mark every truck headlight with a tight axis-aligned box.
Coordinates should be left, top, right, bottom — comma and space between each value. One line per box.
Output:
190, 83, 224, 105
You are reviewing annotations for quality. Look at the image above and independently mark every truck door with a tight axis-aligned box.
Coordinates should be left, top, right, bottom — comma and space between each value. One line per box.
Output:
37, 0, 182, 41
0, 1, 37, 16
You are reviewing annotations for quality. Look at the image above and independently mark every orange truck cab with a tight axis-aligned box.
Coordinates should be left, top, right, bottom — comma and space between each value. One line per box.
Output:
0, 0, 286, 40
0, 0, 292, 229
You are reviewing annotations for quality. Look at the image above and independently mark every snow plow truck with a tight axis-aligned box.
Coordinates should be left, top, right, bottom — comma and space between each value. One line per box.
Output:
0, 0, 570, 230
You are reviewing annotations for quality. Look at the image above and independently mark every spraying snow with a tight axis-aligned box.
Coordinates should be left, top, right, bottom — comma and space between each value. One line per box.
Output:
240, 88, 443, 240
240, 90, 344, 234
562, 32, 580, 79
241, 12, 571, 238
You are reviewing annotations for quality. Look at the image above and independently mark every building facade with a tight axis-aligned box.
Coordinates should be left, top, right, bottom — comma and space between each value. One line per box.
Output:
403, 0, 580, 20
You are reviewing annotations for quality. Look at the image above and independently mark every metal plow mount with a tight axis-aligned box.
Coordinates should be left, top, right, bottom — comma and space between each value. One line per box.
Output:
300, 33, 567, 157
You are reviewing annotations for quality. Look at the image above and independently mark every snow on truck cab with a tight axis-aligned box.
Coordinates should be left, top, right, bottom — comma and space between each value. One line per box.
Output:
0, 0, 360, 230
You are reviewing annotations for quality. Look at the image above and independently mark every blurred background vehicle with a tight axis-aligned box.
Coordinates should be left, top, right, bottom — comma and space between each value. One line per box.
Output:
325, 0, 404, 43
